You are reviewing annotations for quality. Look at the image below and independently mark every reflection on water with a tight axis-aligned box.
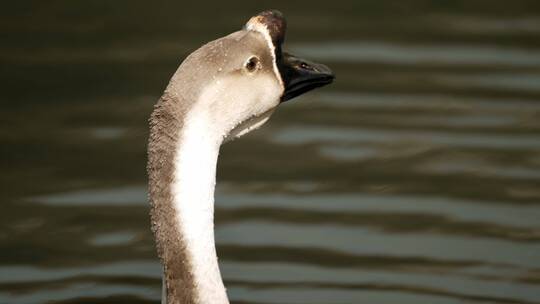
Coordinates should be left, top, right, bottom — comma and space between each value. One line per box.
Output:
273, 125, 540, 149
2, 1, 540, 304
90, 127, 128, 140
291, 42, 540, 66
90, 232, 137, 247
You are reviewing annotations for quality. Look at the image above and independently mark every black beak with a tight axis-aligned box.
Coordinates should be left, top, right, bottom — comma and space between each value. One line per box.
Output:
279, 52, 334, 102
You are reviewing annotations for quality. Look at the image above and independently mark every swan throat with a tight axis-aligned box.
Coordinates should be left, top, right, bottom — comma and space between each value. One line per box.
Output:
170, 115, 228, 304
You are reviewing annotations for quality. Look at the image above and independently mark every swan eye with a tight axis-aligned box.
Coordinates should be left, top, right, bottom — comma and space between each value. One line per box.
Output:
245, 56, 260, 72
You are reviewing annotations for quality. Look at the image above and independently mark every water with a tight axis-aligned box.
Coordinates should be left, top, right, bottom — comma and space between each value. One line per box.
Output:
2, 1, 540, 303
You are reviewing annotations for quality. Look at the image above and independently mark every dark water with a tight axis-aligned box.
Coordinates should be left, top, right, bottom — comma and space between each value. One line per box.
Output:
2, 1, 540, 303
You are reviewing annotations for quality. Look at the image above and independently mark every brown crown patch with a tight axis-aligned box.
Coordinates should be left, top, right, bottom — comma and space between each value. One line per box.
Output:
246, 10, 287, 47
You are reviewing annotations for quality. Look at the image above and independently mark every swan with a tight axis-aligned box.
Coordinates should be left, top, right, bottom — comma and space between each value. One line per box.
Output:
147, 10, 334, 304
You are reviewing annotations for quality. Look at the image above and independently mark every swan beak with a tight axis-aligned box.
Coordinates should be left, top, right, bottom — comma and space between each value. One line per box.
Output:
279, 52, 334, 102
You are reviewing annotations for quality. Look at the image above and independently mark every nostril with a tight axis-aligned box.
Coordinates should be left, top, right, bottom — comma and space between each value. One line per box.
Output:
299, 62, 312, 70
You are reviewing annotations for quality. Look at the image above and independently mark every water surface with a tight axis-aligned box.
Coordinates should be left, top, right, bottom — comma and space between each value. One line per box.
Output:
1, 1, 540, 303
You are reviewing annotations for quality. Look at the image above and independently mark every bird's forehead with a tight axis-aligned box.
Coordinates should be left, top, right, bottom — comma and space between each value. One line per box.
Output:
211, 31, 273, 65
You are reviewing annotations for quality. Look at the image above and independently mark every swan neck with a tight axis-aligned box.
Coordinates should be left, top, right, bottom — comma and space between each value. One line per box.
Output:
148, 94, 229, 304
171, 115, 227, 304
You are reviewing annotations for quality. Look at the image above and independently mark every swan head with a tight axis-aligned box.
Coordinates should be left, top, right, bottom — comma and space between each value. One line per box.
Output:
165, 10, 334, 141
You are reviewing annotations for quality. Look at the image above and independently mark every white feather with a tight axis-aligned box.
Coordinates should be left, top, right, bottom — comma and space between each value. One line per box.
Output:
172, 112, 228, 304
168, 76, 281, 303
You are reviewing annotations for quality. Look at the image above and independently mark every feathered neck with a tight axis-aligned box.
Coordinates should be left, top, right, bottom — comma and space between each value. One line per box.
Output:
148, 93, 229, 304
